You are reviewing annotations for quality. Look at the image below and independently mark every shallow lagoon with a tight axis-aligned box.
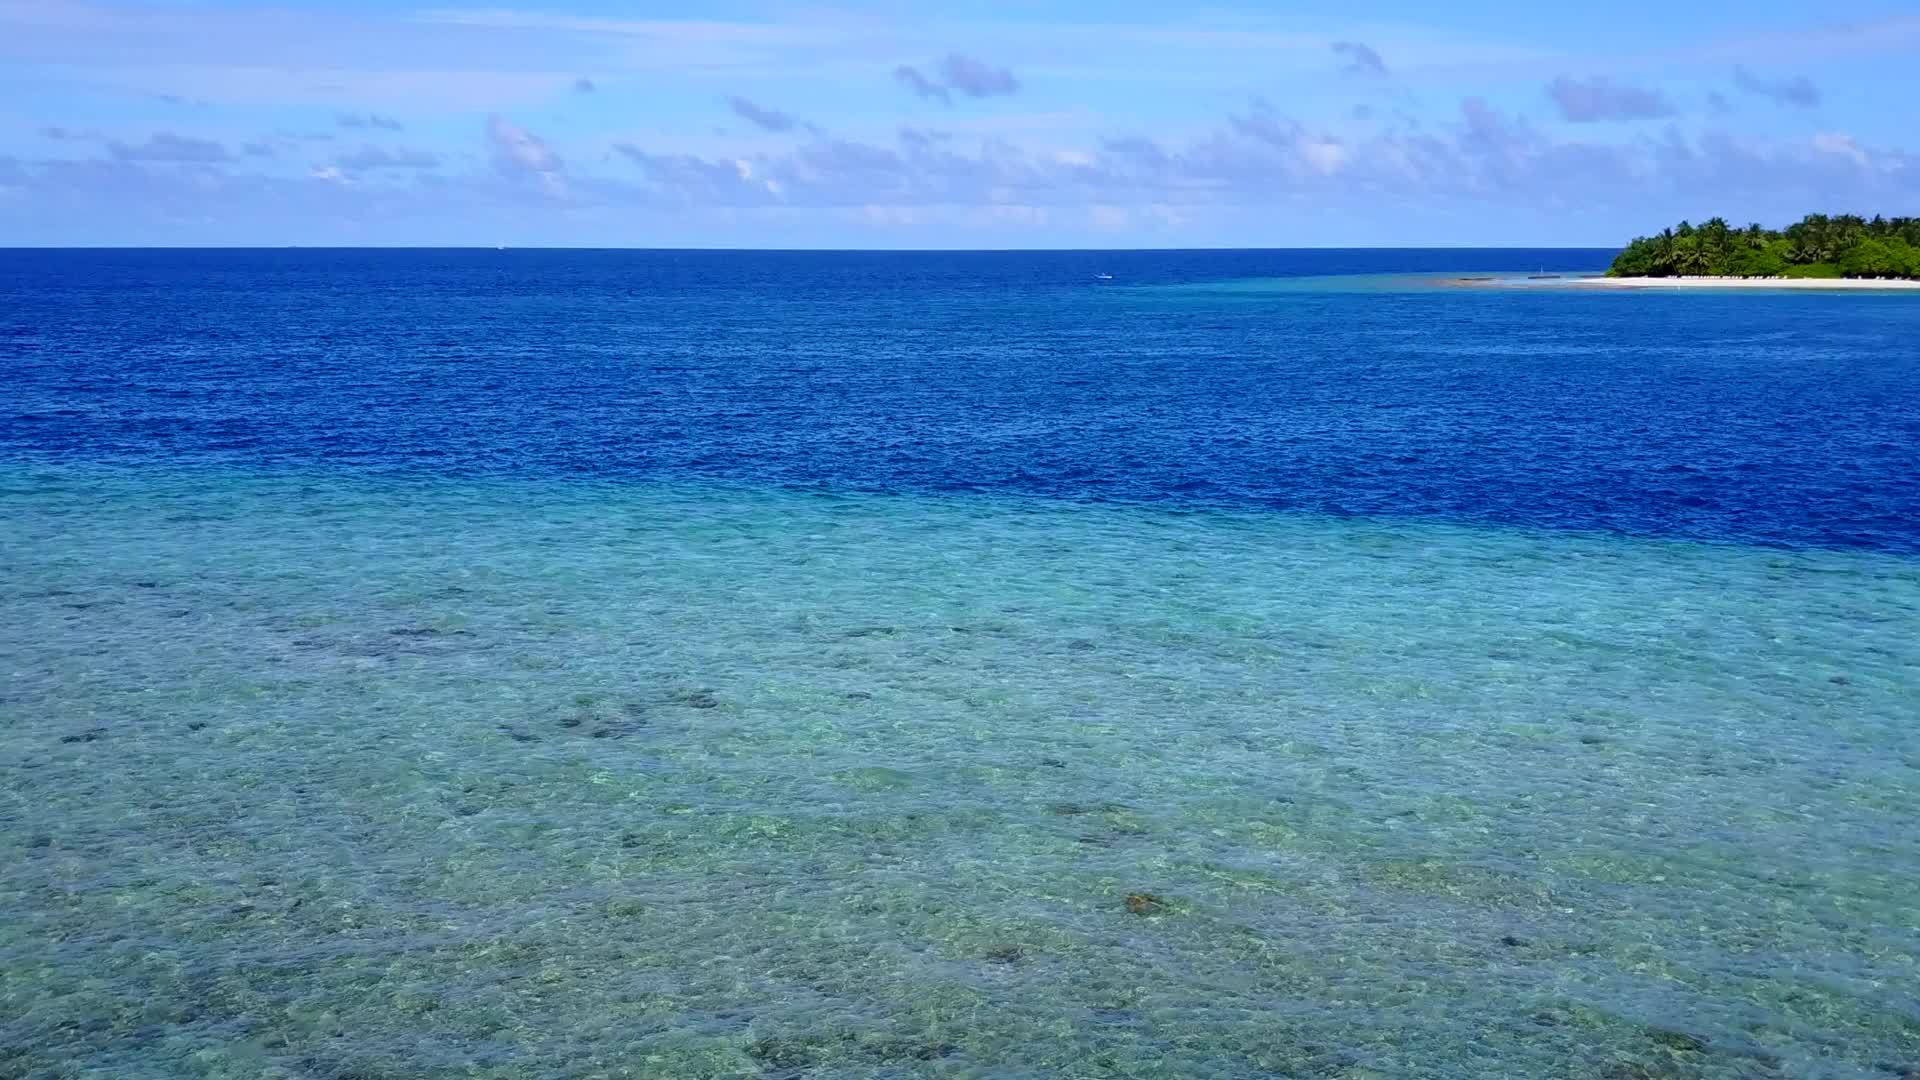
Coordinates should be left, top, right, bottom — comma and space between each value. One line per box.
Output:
5, 469, 1917, 1078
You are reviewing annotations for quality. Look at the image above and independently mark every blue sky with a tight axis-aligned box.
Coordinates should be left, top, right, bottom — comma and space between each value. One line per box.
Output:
3, 0, 1917, 246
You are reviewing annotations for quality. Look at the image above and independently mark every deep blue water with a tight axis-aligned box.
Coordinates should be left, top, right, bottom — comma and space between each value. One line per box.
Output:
7, 247, 1916, 553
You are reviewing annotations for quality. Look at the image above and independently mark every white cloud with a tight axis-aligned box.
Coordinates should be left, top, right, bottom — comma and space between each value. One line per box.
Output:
6, 2, 1919, 243
333, 145, 442, 171
1812, 132, 1869, 169
488, 114, 560, 174
1300, 138, 1348, 175
591, 99, 1915, 219
486, 114, 566, 198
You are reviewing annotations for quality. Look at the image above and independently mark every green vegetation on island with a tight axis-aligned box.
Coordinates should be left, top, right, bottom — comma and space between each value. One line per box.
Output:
1608, 214, 1920, 279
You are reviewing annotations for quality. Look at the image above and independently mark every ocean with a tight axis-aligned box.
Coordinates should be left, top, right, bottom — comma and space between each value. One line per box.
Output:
3, 249, 1917, 1078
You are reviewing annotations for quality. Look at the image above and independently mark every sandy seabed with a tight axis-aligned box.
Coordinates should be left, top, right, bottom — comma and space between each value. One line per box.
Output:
6, 470, 1919, 1078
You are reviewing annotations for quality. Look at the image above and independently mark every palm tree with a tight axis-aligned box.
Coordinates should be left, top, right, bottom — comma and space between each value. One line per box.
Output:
1607, 212, 1920, 278
1671, 236, 1708, 275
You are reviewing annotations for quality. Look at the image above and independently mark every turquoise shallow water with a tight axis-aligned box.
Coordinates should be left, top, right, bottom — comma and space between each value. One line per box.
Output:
4, 467, 1917, 1078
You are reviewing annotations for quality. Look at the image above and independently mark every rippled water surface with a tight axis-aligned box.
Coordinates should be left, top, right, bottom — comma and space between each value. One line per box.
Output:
7, 248, 1918, 552
3, 250, 1919, 1078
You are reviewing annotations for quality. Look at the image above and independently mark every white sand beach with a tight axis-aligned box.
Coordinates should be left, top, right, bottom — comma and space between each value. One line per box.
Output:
1568, 276, 1920, 291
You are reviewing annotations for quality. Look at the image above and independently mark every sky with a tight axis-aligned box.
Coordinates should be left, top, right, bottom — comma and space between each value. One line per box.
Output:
3, 0, 1919, 247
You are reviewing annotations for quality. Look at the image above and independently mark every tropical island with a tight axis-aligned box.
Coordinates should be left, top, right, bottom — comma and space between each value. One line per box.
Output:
1607, 214, 1920, 279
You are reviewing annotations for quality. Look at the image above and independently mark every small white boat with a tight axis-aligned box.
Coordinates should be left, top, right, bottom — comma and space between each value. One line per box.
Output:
1094, 273, 1113, 281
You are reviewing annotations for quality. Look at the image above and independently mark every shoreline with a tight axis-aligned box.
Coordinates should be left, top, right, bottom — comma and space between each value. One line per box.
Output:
1453, 274, 1920, 291
1581, 275, 1920, 291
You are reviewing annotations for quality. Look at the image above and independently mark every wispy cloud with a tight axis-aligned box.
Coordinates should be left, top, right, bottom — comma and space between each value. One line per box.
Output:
1811, 131, 1868, 168
1546, 76, 1675, 123
1733, 65, 1819, 108
486, 114, 565, 197
894, 65, 950, 104
613, 144, 779, 204
938, 53, 1019, 97
4, 1, 1916, 244
108, 132, 230, 163
338, 112, 404, 131
727, 96, 801, 133
1331, 41, 1387, 77
894, 53, 1020, 104
333, 145, 442, 170
594, 96, 1915, 218
9, 102, 1913, 246
1102, 135, 1168, 163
